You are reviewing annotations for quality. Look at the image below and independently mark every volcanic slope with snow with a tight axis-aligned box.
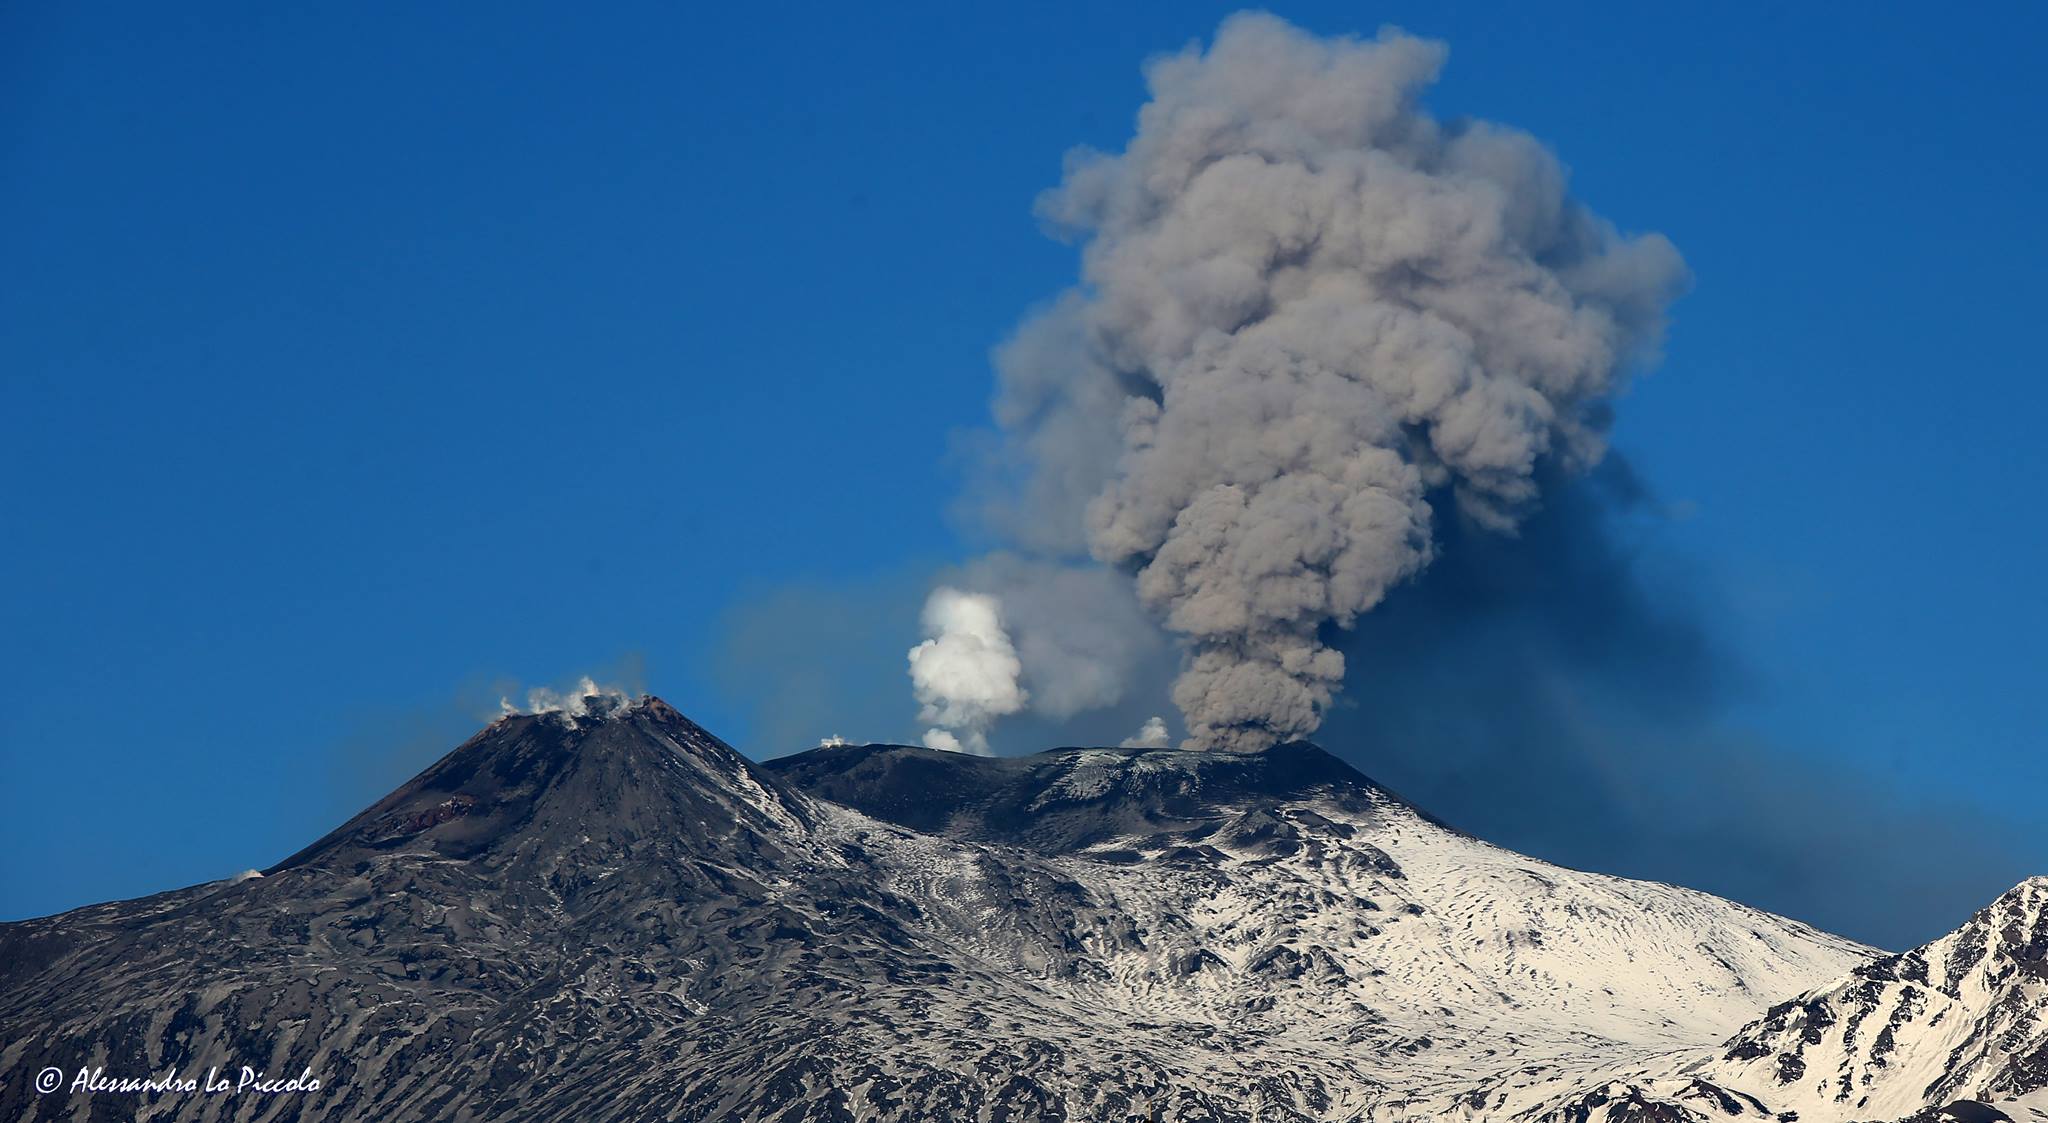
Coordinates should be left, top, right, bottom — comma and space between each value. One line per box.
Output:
1, 696, 2041, 1122
772, 739, 1884, 1119
1687, 876, 2048, 1122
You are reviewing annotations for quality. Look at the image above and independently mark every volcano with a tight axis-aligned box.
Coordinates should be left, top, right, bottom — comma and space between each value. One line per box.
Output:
1, 696, 2040, 1122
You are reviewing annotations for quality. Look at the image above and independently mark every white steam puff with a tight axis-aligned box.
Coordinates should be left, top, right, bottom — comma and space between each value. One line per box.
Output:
500, 676, 633, 725
907, 588, 1026, 755
984, 13, 1687, 749
1119, 716, 1172, 749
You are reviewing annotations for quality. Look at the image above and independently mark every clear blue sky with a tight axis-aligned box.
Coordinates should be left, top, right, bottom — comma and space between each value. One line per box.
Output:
4, 3, 2043, 942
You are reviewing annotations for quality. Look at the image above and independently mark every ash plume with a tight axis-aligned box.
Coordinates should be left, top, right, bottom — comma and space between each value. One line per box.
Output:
976, 13, 1688, 749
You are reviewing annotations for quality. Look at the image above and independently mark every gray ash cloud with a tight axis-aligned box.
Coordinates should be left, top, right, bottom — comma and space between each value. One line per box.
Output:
974, 13, 1687, 748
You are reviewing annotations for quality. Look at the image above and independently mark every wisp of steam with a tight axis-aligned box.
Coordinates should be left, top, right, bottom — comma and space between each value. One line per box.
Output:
501, 675, 634, 726
912, 12, 1686, 752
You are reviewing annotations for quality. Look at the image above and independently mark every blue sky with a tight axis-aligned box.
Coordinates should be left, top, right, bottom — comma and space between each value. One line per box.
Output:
3, 2, 2043, 945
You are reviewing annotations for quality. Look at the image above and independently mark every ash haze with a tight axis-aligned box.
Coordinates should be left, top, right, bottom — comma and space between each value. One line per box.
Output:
4, 1, 2045, 952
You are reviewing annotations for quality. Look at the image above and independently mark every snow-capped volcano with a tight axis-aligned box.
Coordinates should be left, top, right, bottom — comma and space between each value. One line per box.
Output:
0, 698, 2038, 1122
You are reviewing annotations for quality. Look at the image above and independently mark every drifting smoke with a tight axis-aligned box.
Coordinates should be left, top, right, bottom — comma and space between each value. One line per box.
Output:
891, 556, 1169, 753
1119, 716, 1172, 749
907, 588, 1027, 754
964, 13, 1687, 749
951, 554, 1168, 720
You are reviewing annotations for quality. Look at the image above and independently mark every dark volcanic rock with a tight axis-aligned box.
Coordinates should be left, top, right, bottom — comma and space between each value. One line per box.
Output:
0, 700, 923, 1122
763, 739, 1426, 856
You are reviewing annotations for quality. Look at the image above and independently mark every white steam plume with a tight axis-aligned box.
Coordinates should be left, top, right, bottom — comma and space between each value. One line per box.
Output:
976, 13, 1687, 749
500, 675, 633, 725
907, 588, 1026, 755
1119, 716, 1172, 749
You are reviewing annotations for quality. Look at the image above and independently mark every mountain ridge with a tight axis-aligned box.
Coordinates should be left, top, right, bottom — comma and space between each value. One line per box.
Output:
0, 696, 2037, 1123
763, 736, 1453, 855
267, 695, 813, 876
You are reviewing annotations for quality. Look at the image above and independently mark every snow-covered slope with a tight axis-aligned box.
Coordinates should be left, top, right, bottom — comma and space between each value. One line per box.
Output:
1694, 876, 2048, 1120
0, 700, 2035, 1123
768, 741, 1876, 1119
1504, 878, 2048, 1123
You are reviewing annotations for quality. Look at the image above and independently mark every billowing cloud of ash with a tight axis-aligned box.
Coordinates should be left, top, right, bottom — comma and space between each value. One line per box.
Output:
907, 588, 1027, 754
964, 12, 1688, 749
